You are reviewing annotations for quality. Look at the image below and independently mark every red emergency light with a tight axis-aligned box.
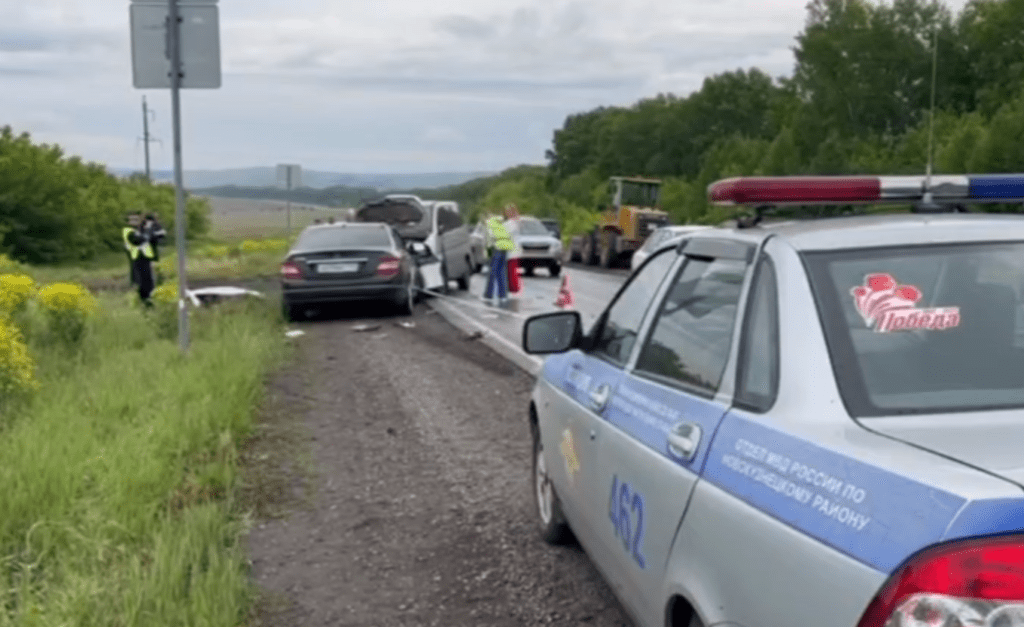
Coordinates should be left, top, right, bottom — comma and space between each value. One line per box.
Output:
709, 177, 882, 206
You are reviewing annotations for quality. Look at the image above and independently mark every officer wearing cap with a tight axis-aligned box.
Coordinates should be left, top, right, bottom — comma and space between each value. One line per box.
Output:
122, 212, 156, 306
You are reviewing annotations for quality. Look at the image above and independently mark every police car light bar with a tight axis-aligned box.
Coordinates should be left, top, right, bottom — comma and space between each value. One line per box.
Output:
708, 174, 1024, 206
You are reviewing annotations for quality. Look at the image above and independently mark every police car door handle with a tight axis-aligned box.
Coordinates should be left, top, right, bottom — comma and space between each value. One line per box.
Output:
667, 422, 702, 462
588, 384, 611, 411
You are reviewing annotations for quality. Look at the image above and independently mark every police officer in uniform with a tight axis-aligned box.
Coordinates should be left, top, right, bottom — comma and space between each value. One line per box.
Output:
143, 213, 167, 261
122, 213, 156, 306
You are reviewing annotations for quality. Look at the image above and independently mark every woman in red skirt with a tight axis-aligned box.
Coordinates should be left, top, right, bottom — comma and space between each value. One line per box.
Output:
504, 203, 523, 294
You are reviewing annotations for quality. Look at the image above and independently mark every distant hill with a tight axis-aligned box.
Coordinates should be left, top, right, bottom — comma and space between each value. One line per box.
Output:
106, 167, 497, 191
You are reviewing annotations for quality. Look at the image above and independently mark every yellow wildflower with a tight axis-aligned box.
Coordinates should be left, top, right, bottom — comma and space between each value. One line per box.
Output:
0, 319, 38, 398
37, 282, 97, 316
37, 282, 97, 346
151, 283, 178, 306
0, 274, 35, 315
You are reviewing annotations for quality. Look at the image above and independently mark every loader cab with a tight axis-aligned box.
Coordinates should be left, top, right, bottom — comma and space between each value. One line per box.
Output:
609, 176, 662, 210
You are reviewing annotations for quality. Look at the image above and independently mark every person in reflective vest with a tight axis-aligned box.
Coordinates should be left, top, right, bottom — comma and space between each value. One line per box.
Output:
123, 213, 156, 306
503, 203, 523, 294
484, 213, 514, 303
123, 213, 141, 286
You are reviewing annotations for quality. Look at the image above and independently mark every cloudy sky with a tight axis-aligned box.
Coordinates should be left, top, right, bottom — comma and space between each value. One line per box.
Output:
1, 0, 971, 175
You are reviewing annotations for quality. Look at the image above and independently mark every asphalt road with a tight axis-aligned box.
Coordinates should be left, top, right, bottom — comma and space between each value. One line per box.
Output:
422, 263, 629, 375
244, 298, 634, 626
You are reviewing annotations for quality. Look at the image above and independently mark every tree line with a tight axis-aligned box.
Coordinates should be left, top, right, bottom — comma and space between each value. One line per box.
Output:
0, 127, 210, 264
8, 0, 1024, 257
441, 0, 1024, 230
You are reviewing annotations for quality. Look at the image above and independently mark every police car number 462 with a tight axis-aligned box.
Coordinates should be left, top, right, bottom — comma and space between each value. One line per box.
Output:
522, 174, 1024, 627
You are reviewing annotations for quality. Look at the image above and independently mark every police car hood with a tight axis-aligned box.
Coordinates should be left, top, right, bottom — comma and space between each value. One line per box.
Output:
866, 413, 1024, 488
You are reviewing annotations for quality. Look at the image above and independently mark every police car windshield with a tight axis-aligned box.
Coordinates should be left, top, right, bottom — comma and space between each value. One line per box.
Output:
805, 242, 1024, 417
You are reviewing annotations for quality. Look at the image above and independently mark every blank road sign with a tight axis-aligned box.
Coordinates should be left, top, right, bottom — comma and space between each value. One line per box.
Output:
131, 4, 221, 89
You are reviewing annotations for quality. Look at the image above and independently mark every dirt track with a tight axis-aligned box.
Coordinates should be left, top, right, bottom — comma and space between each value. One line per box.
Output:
242, 302, 632, 626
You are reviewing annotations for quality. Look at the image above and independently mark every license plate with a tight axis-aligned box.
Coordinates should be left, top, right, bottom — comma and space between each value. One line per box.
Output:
318, 262, 359, 273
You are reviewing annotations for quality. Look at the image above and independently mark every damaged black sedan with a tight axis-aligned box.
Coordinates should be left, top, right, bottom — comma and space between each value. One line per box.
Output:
280, 222, 421, 321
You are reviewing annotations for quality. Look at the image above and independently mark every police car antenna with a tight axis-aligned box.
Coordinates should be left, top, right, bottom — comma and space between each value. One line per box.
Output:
924, 1, 940, 194
915, 3, 946, 214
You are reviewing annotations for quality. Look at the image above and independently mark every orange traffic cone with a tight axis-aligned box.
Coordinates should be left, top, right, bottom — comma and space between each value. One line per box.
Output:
554, 273, 575, 309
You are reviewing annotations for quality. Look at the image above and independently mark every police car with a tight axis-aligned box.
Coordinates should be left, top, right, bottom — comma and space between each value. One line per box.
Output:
521, 175, 1024, 627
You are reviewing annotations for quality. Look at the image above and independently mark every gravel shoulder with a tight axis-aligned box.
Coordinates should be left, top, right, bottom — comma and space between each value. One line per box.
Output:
242, 302, 632, 627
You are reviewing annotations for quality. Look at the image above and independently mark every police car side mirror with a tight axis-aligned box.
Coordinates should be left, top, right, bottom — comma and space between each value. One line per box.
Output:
523, 311, 582, 354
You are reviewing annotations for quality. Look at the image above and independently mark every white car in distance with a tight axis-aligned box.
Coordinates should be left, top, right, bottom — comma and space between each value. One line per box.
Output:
630, 225, 711, 271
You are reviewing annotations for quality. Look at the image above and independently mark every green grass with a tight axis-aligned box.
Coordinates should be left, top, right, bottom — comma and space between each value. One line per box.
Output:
209, 207, 346, 241
0, 291, 288, 626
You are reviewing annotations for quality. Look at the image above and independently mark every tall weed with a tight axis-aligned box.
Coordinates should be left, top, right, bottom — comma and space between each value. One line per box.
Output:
0, 290, 287, 626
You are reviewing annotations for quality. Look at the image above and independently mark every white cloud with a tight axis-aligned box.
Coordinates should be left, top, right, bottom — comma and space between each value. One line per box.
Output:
0, 0, 976, 173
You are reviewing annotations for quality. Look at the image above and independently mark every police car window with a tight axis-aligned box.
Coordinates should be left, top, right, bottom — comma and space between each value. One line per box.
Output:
591, 250, 676, 365
735, 257, 779, 412
805, 242, 1024, 417
635, 256, 747, 395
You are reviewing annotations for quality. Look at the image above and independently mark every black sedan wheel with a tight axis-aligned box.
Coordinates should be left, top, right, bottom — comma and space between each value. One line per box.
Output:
281, 299, 303, 322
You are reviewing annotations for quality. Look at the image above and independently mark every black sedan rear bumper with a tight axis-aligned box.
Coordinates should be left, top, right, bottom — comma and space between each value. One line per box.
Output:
282, 281, 407, 306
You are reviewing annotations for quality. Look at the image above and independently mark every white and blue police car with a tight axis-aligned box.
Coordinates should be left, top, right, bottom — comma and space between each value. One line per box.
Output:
522, 174, 1024, 627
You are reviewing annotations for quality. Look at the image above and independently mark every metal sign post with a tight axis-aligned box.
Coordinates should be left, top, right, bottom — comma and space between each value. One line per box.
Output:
277, 164, 302, 237
168, 0, 189, 354
130, 0, 220, 354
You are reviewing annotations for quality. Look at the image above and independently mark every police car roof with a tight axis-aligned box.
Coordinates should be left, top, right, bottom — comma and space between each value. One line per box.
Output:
684, 213, 1024, 252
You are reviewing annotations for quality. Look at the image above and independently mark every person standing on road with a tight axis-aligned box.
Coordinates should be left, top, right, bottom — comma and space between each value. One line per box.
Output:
484, 213, 513, 303
123, 213, 157, 307
143, 213, 167, 261
123, 213, 141, 287
142, 213, 167, 285
503, 203, 523, 294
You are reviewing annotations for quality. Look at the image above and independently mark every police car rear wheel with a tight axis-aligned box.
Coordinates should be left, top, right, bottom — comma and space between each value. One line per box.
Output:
533, 433, 570, 544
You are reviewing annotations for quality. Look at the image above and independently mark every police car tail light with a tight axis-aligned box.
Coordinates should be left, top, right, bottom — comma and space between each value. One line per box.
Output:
376, 256, 401, 277
280, 261, 302, 279
858, 535, 1024, 627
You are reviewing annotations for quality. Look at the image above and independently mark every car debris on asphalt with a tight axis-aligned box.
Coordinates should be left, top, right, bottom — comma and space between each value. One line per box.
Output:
351, 324, 382, 332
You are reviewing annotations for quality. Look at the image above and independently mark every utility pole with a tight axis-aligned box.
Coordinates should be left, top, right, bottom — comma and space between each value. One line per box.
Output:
140, 96, 160, 182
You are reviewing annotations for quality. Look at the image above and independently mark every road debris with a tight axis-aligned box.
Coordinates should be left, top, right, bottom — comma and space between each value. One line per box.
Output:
285, 329, 305, 338
352, 324, 382, 333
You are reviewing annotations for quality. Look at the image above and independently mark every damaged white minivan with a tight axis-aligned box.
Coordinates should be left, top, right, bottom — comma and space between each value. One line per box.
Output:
355, 196, 474, 294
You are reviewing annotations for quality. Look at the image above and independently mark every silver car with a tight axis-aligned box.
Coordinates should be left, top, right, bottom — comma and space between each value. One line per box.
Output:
516, 216, 563, 277
522, 174, 1024, 627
